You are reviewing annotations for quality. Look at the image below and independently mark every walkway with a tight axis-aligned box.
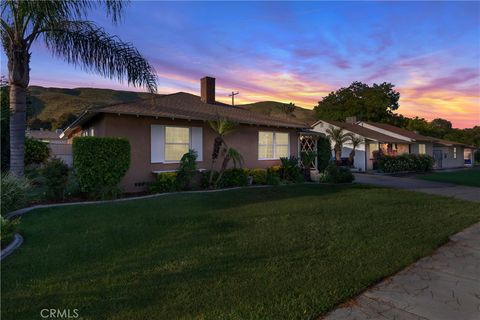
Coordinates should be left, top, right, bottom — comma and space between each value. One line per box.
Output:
354, 174, 480, 202
322, 222, 480, 320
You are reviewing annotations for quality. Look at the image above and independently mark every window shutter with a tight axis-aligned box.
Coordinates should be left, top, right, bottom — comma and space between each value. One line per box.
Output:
191, 127, 203, 161
151, 125, 165, 163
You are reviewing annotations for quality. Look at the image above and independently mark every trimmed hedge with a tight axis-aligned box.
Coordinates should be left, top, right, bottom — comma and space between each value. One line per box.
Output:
377, 154, 434, 173
247, 169, 267, 185
320, 162, 355, 183
73, 137, 130, 199
149, 172, 178, 193
25, 137, 50, 165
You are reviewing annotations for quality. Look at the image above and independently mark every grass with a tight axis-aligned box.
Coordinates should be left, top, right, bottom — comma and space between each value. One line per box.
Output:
418, 167, 480, 187
2, 184, 479, 320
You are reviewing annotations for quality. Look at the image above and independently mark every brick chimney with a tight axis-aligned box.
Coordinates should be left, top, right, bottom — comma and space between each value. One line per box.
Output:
200, 76, 215, 104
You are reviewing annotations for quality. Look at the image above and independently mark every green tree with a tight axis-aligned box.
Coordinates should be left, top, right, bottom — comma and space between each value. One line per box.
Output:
347, 134, 363, 167
314, 81, 400, 122
325, 127, 349, 162
1, 0, 157, 176
207, 118, 237, 186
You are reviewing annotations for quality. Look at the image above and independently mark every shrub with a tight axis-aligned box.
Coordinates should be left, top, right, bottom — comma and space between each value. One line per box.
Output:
1, 216, 20, 248
149, 172, 178, 193
176, 150, 197, 190
320, 162, 355, 183
266, 170, 281, 185
317, 136, 331, 172
1, 172, 30, 215
65, 170, 81, 198
474, 150, 480, 164
73, 137, 130, 199
248, 169, 267, 185
280, 156, 303, 183
43, 158, 69, 200
377, 154, 434, 173
202, 169, 248, 188
25, 137, 49, 165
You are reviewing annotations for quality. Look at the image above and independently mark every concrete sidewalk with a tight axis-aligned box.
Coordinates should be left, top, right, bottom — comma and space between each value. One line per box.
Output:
322, 222, 480, 320
354, 174, 480, 202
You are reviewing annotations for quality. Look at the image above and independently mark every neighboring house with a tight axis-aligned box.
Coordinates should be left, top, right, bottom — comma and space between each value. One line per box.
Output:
359, 122, 475, 170
62, 77, 312, 192
26, 129, 73, 166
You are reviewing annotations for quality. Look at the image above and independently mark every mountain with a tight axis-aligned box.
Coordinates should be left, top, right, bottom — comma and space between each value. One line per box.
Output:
25, 86, 317, 129
237, 101, 316, 124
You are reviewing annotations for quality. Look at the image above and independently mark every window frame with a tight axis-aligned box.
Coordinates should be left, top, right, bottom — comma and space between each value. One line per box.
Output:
258, 131, 290, 160
164, 126, 191, 163
453, 147, 457, 159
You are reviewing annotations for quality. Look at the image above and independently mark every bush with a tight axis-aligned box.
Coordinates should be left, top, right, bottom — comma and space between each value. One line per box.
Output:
25, 137, 50, 166
65, 170, 81, 198
317, 136, 332, 172
176, 150, 197, 190
149, 172, 178, 193
248, 169, 267, 185
280, 156, 304, 183
320, 162, 355, 183
1, 172, 30, 215
43, 158, 69, 200
73, 137, 130, 199
217, 168, 249, 188
1, 216, 20, 248
474, 150, 480, 164
377, 154, 434, 173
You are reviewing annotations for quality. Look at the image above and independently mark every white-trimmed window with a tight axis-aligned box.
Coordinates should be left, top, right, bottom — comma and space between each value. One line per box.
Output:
258, 131, 289, 160
165, 126, 190, 161
151, 125, 203, 163
453, 147, 457, 159
418, 144, 426, 155
82, 127, 94, 137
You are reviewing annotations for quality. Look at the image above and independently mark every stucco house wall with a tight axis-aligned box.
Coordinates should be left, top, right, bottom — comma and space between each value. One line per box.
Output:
409, 143, 433, 156
81, 114, 299, 192
433, 146, 465, 169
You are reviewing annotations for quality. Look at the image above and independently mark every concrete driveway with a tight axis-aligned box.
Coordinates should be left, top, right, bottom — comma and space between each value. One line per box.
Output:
354, 174, 480, 202
322, 222, 480, 320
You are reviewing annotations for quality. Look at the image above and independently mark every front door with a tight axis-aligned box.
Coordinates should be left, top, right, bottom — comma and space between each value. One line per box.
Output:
433, 150, 442, 169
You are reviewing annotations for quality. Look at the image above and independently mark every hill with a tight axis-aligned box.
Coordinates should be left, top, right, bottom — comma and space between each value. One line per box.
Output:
237, 101, 316, 124
25, 86, 316, 129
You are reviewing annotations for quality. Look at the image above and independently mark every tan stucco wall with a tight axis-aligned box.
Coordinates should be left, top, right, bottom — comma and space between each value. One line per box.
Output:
84, 114, 298, 192
433, 146, 465, 169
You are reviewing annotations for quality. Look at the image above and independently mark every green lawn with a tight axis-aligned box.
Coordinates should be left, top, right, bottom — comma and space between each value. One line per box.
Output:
418, 168, 480, 187
2, 184, 479, 320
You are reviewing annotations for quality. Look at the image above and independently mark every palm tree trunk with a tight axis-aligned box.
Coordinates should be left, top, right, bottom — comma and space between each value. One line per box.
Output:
9, 84, 27, 175
215, 152, 231, 187
7, 42, 30, 176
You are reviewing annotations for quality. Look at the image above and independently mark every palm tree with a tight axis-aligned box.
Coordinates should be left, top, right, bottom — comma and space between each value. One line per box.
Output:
207, 118, 237, 186
214, 147, 243, 187
347, 134, 363, 167
1, 1, 157, 176
325, 126, 349, 163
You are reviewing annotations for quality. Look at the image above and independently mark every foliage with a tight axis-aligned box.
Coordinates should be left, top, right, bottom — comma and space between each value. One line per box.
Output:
202, 169, 248, 188
24, 137, 50, 166
247, 169, 267, 185
320, 162, 355, 183
377, 154, 434, 173
314, 81, 400, 122
1, 216, 20, 248
475, 150, 480, 164
65, 170, 81, 198
42, 158, 69, 200
317, 136, 331, 172
1, 80, 9, 171
347, 134, 363, 167
176, 150, 198, 190
325, 127, 348, 162
1, 172, 30, 215
281, 102, 296, 117
300, 151, 317, 181
208, 118, 238, 186
72, 137, 130, 199
215, 147, 244, 187
149, 172, 178, 194
279, 156, 303, 183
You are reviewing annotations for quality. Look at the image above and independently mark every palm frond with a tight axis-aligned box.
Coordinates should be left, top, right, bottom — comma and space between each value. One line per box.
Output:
42, 20, 156, 92
208, 117, 237, 136
227, 147, 244, 168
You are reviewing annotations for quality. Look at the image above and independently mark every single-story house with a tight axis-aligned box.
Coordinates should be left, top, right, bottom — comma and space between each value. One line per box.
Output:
311, 118, 476, 171
62, 77, 314, 192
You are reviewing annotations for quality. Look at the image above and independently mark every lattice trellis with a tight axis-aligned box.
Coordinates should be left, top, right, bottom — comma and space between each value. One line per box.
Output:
299, 135, 318, 169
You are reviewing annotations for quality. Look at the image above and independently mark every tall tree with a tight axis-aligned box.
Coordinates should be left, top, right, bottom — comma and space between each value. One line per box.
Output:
325, 127, 349, 162
1, 0, 157, 175
314, 81, 400, 122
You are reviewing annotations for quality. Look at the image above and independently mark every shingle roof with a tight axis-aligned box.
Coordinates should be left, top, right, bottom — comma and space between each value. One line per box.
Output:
322, 120, 408, 143
69, 92, 307, 130
364, 122, 435, 142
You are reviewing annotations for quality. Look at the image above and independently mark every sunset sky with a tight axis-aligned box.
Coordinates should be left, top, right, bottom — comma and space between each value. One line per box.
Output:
1, 1, 479, 128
